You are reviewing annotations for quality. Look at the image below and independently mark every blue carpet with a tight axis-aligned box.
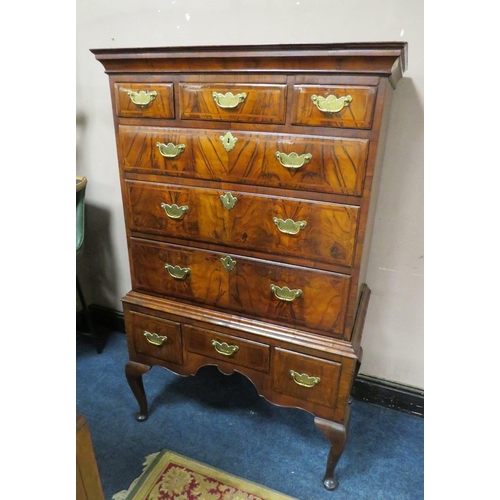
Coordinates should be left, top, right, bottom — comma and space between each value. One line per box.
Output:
76, 331, 423, 499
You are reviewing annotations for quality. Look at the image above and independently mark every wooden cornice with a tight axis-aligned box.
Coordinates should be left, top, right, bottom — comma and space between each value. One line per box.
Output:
91, 42, 407, 87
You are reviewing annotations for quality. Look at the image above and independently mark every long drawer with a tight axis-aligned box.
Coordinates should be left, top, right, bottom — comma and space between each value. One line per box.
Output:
129, 239, 351, 336
118, 126, 369, 196
125, 180, 359, 268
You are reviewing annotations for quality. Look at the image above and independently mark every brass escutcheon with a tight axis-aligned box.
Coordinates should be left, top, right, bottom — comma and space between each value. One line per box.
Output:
220, 255, 237, 272
311, 94, 353, 114
212, 91, 247, 109
275, 151, 312, 170
143, 331, 168, 346
220, 192, 238, 210
273, 217, 307, 235
270, 284, 302, 302
128, 90, 157, 107
220, 132, 238, 152
211, 340, 240, 356
156, 142, 186, 158
165, 264, 191, 280
290, 370, 321, 388
161, 203, 189, 219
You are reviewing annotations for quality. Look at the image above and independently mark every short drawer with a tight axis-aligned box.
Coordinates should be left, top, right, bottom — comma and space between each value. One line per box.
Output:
184, 325, 270, 373
292, 85, 377, 129
119, 125, 368, 196
125, 180, 359, 268
272, 348, 341, 407
126, 310, 183, 364
130, 240, 351, 336
179, 83, 287, 124
114, 82, 175, 118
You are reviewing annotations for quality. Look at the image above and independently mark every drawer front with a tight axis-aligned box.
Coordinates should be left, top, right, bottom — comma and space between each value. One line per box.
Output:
119, 126, 368, 196
292, 85, 377, 129
179, 83, 287, 123
114, 83, 175, 119
130, 240, 351, 335
126, 310, 183, 364
183, 325, 270, 373
272, 348, 341, 407
126, 180, 359, 267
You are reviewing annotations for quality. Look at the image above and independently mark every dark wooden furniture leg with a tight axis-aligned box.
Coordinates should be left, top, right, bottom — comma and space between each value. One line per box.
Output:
76, 275, 104, 354
125, 361, 151, 422
349, 346, 363, 404
314, 407, 351, 491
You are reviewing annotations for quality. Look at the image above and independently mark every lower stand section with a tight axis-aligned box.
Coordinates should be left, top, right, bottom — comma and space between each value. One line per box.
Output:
125, 361, 151, 421
314, 408, 350, 491
124, 358, 352, 491
121, 284, 370, 491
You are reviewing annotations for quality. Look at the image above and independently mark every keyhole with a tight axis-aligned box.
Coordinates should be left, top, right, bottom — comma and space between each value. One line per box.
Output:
220, 132, 237, 152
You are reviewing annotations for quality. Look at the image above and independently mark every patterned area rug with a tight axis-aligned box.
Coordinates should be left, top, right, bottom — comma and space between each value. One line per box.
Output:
112, 450, 298, 500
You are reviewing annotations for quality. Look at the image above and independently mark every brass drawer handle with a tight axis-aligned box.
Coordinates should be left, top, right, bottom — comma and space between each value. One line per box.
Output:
290, 370, 321, 388
156, 142, 186, 158
161, 203, 189, 219
143, 330, 167, 346
273, 217, 307, 235
220, 192, 238, 210
311, 94, 352, 114
165, 263, 191, 280
128, 90, 157, 107
212, 91, 247, 109
270, 284, 302, 302
275, 151, 312, 170
211, 340, 240, 356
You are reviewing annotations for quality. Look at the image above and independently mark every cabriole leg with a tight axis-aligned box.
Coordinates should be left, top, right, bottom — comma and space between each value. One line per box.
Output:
314, 407, 351, 491
125, 361, 151, 422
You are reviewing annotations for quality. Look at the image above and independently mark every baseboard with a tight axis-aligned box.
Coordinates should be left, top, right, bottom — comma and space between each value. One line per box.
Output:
79, 304, 423, 418
352, 374, 424, 418
77, 303, 125, 334
89, 304, 126, 333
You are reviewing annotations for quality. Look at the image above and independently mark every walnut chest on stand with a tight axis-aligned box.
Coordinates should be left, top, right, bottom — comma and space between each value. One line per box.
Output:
92, 42, 407, 490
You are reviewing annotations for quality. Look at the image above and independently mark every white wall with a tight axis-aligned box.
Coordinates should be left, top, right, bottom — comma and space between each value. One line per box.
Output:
76, 0, 424, 389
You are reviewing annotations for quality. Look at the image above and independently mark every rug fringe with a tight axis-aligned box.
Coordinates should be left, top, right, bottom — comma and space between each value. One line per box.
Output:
111, 452, 160, 500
